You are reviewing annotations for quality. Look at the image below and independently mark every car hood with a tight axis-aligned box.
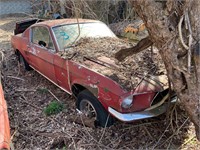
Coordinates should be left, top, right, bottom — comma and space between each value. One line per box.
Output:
59, 37, 167, 91
82, 55, 168, 92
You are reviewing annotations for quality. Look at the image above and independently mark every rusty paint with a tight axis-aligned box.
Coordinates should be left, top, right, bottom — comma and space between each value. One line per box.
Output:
85, 85, 98, 97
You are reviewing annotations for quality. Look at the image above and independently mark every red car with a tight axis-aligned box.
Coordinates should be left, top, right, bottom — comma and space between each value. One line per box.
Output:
11, 19, 176, 127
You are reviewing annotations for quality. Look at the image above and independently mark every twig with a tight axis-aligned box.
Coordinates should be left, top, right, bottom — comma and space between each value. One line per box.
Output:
67, 0, 81, 48
79, 113, 109, 149
16, 89, 36, 92
166, 138, 173, 149
11, 129, 18, 140
178, 15, 189, 50
48, 90, 60, 102
0, 51, 4, 62
7, 75, 25, 81
119, 121, 163, 131
185, 10, 193, 73
178, 136, 195, 149
158, 117, 189, 148
142, 126, 153, 139
98, 114, 110, 143
20, 95, 42, 110
152, 123, 171, 149
169, 104, 176, 133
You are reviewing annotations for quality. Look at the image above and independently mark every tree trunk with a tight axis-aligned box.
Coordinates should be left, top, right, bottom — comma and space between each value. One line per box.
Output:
130, 0, 200, 140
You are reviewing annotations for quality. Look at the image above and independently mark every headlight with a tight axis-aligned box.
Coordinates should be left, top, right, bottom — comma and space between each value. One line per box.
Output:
121, 95, 133, 109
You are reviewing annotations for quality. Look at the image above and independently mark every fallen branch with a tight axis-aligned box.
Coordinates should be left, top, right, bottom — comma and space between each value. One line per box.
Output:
16, 89, 36, 92
7, 75, 25, 81
20, 95, 42, 110
158, 117, 189, 148
115, 36, 153, 61
48, 90, 60, 102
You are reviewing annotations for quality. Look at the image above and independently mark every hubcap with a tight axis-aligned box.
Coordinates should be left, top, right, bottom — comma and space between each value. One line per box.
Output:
79, 99, 97, 120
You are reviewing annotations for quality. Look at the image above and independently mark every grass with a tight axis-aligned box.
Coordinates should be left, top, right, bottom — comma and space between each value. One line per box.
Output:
44, 100, 64, 116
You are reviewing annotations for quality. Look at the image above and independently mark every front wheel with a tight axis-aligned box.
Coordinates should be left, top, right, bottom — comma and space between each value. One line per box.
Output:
76, 90, 114, 127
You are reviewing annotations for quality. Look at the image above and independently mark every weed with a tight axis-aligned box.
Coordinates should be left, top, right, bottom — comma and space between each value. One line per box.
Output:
44, 100, 64, 116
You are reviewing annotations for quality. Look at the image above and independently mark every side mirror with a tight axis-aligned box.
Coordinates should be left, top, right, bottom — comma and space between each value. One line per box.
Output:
38, 41, 46, 47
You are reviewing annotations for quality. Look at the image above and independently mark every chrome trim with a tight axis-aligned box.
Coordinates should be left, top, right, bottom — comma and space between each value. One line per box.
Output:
108, 98, 177, 122
51, 27, 60, 51
171, 96, 177, 103
146, 93, 169, 111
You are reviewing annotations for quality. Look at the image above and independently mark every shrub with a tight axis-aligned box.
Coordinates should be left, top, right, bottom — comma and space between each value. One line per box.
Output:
44, 101, 64, 116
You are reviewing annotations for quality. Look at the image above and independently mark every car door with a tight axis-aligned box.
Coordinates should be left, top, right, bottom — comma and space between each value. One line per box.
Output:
51, 24, 81, 92
53, 55, 71, 92
29, 26, 57, 83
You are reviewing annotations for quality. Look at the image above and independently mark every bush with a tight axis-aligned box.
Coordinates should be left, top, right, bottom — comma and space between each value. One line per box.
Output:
44, 101, 64, 116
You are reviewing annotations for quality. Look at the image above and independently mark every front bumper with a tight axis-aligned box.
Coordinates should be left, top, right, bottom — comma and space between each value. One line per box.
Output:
108, 96, 177, 122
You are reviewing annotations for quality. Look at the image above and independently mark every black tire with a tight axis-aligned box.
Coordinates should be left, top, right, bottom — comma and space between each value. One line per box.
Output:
76, 90, 114, 127
14, 29, 18, 35
19, 53, 32, 71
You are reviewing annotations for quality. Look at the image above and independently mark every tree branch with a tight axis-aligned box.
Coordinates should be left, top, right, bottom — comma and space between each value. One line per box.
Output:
115, 36, 153, 61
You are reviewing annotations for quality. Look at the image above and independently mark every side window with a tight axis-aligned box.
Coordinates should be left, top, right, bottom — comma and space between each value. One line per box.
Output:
31, 26, 55, 50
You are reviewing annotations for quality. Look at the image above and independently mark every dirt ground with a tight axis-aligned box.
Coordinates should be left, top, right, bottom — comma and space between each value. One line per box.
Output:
0, 16, 200, 150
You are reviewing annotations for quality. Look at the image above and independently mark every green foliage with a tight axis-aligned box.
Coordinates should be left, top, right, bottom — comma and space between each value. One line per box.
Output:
44, 101, 64, 116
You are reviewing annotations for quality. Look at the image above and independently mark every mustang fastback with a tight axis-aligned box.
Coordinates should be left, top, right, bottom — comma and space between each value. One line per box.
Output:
11, 19, 176, 127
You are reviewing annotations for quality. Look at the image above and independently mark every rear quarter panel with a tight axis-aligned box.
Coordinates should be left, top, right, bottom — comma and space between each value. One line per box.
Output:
11, 31, 29, 58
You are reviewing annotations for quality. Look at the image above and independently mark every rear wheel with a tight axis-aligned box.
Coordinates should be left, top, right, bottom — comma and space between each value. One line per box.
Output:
19, 53, 32, 71
76, 90, 114, 127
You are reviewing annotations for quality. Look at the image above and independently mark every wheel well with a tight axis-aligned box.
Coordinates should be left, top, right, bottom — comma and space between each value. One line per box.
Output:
15, 49, 20, 56
15, 49, 20, 55
71, 84, 87, 97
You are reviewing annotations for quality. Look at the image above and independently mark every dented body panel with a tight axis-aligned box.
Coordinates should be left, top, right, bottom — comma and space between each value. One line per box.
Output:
11, 19, 175, 122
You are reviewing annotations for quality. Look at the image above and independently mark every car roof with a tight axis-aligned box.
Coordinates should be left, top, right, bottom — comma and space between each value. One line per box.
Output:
35, 18, 100, 28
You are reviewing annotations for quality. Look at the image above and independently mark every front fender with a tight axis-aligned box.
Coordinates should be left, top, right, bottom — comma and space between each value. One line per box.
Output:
71, 79, 99, 98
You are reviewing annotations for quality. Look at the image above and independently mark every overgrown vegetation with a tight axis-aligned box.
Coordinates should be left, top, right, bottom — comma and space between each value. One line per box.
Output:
31, 0, 136, 24
44, 101, 64, 116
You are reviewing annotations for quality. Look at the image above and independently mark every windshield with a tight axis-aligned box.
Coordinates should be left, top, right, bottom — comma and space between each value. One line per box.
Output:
52, 22, 117, 51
